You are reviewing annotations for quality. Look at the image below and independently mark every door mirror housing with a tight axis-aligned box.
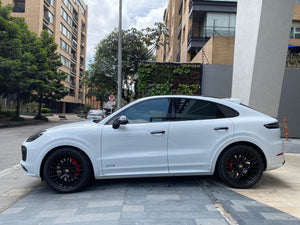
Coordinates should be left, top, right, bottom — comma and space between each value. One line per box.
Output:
112, 115, 128, 129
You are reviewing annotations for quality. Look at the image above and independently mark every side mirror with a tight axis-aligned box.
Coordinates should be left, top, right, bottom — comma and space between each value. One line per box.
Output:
112, 115, 128, 129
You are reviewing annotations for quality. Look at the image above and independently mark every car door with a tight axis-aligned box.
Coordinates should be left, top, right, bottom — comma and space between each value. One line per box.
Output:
101, 98, 171, 176
168, 98, 235, 174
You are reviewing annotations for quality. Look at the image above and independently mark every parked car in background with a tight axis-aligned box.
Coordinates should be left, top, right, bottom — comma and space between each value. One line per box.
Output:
85, 109, 104, 121
21, 95, 285, 193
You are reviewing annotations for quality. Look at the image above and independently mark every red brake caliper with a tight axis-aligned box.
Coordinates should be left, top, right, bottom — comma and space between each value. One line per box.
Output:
71, 158, 81, 177
227, 159, 233, 171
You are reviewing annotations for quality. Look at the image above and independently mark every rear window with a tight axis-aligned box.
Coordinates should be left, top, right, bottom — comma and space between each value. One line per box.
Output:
216, 104, 239, 118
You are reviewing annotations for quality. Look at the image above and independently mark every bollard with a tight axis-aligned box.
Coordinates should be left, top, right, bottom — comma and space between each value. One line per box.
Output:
284, 117, 289, 141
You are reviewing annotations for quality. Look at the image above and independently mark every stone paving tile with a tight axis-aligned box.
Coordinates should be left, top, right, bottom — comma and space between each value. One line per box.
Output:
0, 176, 300, 225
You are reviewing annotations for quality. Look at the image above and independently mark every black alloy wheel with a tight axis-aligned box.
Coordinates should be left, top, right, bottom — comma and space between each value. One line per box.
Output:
43, 148, 92, 193
217, 145, 264, 188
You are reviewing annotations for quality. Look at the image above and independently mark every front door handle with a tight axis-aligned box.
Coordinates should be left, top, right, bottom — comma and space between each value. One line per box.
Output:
214, 127, 229, 131
151, 130, 166, 135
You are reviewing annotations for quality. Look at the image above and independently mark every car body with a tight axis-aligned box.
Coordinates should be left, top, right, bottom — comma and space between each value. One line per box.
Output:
21, 95, 285, 193
85, 109, 104, 121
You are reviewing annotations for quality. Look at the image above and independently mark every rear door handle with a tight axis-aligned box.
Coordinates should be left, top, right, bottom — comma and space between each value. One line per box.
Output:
214, 127, 229, 131
151, 130, 166, 135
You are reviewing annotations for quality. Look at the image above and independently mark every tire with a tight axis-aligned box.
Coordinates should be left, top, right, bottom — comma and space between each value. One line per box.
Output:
43, 148, 92, 193
217, 145, 264, 189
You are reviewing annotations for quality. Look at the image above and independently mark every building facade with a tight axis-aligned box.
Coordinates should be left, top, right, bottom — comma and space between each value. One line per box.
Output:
159, 0, 300, 66
2, 0, 88, 113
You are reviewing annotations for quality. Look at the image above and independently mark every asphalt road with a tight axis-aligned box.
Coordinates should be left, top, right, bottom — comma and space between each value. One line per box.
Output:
0, 116, 83, 172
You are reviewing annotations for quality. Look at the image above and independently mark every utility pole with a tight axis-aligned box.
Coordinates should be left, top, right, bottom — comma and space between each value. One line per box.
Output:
117, 0, 122, 109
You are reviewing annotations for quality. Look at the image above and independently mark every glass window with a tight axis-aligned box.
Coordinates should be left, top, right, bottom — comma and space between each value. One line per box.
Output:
173, 98, 225, 121
61, 7, 72, 25
61, 55, 70, 68
60, 23, 71, 40
60, 38, 71, 54
63, 0, 73, 12
13, 0, 25, 13
122, 98, 171, 124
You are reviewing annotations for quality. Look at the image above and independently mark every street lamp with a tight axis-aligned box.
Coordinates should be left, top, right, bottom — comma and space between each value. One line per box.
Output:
117, 0, 122, 109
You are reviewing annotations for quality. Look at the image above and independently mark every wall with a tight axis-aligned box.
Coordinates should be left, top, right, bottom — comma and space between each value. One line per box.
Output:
202, 64, 300, 138
278, 69, 300, 138
202, 64, 232, 97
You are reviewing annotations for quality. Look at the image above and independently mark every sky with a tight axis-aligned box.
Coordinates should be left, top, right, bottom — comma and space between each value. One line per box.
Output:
84, 0, 168, 67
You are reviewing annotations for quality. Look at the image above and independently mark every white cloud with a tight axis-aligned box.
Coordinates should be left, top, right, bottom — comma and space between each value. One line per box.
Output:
84, 0, 168, 66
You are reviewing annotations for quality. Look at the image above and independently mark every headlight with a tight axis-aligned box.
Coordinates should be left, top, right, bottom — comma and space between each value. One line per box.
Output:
26, 130, 46, 142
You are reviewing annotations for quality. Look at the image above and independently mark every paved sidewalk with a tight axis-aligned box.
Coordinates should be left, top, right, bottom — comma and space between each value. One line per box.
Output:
1, 176, 300, 225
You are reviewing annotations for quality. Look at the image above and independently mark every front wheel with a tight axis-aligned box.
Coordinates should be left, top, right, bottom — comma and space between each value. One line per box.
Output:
217, 145, 264, 188
43, 148, 92, 193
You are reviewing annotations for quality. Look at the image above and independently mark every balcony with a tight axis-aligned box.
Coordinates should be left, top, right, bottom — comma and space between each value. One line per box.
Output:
189, 0, 237, 17
71, 67, 76, 75
188, 25, 235, 52
73, 14, 79, 24
72, 27, 78, 37
72, 39, 78, 49
71, 53, 77, 62
43, 15, 50, 24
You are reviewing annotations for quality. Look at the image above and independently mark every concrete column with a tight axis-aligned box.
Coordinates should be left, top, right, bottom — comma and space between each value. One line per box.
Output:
232, 0, 294, 116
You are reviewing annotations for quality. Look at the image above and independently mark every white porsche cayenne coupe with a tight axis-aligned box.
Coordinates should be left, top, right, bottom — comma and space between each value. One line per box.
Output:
21, 96, 285, 193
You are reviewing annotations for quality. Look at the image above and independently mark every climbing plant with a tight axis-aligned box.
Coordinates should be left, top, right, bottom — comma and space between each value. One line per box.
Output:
136, 62, 202, 98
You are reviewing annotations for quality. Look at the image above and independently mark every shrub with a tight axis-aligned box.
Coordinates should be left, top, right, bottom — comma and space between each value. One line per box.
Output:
41, 108, 51, 113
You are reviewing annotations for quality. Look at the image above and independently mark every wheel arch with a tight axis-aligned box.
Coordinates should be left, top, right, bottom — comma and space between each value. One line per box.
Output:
215, 141, 267, 172
40, 145, 95, 180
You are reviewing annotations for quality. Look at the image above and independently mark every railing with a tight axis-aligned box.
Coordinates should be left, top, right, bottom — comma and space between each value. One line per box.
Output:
71, 67, 76, 74
72, 40, 78, 49
43, 15, 50, 24
188, 25, 235, 40
73, 15, 78, 24
72, 27, 78, 37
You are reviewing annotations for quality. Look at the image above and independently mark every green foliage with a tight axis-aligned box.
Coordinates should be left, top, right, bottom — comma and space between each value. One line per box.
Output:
34, 115, 49, 121
0, 4, 67, 117
0, 109, 16, 118
83, 103, 92, 113
41, 108, 51, 113
9, 116, 24, 121
136, 62, 201, 98
85, 23, 169, 106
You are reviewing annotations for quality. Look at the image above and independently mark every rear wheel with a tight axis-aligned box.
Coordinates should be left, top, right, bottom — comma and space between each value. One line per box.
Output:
217, 145, 264, 188
43, 148, 92, 193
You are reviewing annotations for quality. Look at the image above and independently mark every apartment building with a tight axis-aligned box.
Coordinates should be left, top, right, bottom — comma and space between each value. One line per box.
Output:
2, 0, 88, 113
159, 0, 300, 66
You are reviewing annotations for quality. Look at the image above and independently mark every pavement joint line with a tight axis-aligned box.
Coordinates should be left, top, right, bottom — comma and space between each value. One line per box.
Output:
195, 177, 237, 225
0, 164, 20, 178
214, 202, 239, 225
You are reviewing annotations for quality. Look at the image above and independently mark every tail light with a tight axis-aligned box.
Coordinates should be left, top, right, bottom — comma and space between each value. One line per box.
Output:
85, 115, 87, 119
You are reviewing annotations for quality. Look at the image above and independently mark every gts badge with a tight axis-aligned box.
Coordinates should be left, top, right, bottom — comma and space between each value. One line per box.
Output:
105, 164, 115, 168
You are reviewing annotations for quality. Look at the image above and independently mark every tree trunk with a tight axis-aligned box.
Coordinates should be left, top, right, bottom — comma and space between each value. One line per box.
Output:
37, 97, 42, 118
16, 93, 21, 118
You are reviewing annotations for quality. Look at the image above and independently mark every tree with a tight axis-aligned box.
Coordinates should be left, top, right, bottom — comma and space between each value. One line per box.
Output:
29, 30, 68, 119
0, 2, 37, 118
85, 24, 169, 106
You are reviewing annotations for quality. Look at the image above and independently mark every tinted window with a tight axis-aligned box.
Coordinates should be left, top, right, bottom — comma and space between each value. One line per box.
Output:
216, 104, 239, 118
173, 98, 225, 121
123, 98, 171, 124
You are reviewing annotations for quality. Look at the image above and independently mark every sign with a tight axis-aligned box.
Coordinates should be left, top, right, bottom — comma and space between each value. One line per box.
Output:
107, 101, 116, 106
108, 94, 116, 102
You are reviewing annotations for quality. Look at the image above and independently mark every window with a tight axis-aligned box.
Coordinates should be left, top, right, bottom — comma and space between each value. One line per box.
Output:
296, 0, 300, 4
61, 7, 72, 25
60, 23, 71, 40
61, 55, 70, 68
60, 38, 71, 54
122, 98, 171, 124
13, 0, 25, 13
290, 27, 300, 39
63, 0, 73, 12
44, 10, 54, 24
173, 98, 237, 121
